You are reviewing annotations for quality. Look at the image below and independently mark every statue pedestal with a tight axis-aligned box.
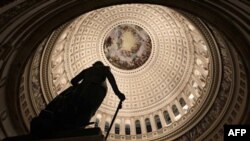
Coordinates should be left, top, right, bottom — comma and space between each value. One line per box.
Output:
3, 128, 104, 141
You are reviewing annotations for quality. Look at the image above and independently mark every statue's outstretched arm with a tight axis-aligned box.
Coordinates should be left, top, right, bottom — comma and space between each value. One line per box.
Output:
71, 69, 86, 86
105, 67, 125, 101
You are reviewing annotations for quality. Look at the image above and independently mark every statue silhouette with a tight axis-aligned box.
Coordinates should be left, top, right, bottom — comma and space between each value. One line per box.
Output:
30, 61, 125, 136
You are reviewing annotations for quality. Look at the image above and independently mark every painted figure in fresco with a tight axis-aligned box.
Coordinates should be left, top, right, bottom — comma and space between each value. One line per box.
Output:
30, 61, 125, 136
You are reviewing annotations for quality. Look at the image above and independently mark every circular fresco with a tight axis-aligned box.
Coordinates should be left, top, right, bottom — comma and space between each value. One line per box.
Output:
103, 24, 152, 70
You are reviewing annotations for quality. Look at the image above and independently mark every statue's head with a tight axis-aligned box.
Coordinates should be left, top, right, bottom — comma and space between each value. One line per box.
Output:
93, 61, 104, 67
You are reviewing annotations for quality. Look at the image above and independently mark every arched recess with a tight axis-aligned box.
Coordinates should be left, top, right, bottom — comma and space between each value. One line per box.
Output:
0, 0, 249, 139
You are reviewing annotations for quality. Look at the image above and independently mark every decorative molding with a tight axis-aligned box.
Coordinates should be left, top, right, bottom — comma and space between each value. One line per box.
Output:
0, 0, 45, 30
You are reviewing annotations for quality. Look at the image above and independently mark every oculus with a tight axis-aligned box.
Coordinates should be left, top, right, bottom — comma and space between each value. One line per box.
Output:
104, 24, 152, 70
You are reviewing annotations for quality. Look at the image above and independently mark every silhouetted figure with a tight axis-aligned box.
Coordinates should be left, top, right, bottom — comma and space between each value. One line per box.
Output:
30, 61, 125, 137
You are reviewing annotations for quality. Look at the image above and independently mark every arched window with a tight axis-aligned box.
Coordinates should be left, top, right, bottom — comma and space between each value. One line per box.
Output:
179, 98, 186, 107
163, 111, 172, 124
135, 120, 141, 134
115, 123, 120, 134
172, 105, 180, 116
154, 115, 162, 129
145, 118, 152, 132
125, 124, 131, 135
95, 118, 99, 127
104, 122, 110, 133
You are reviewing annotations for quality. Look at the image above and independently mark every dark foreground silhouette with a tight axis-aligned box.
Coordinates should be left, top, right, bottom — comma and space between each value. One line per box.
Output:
30, 61, 125, 137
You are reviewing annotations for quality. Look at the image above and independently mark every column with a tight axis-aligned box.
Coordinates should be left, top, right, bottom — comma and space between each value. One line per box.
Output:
99, 114, 106, 131
174, 99, 185, 115
130, 118, 136, 135
192, 75, 204, 88
149, 114, 157, 131
188, 84, 200, 98
158, 110, 167, 127
111, 123, 115, 134
197, 54, 208, 64
195, 65, 208, 76
120, 118, 125, 135
181, 92, 192, 107
140, 117, 146, 134
167, 105, 176, 121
